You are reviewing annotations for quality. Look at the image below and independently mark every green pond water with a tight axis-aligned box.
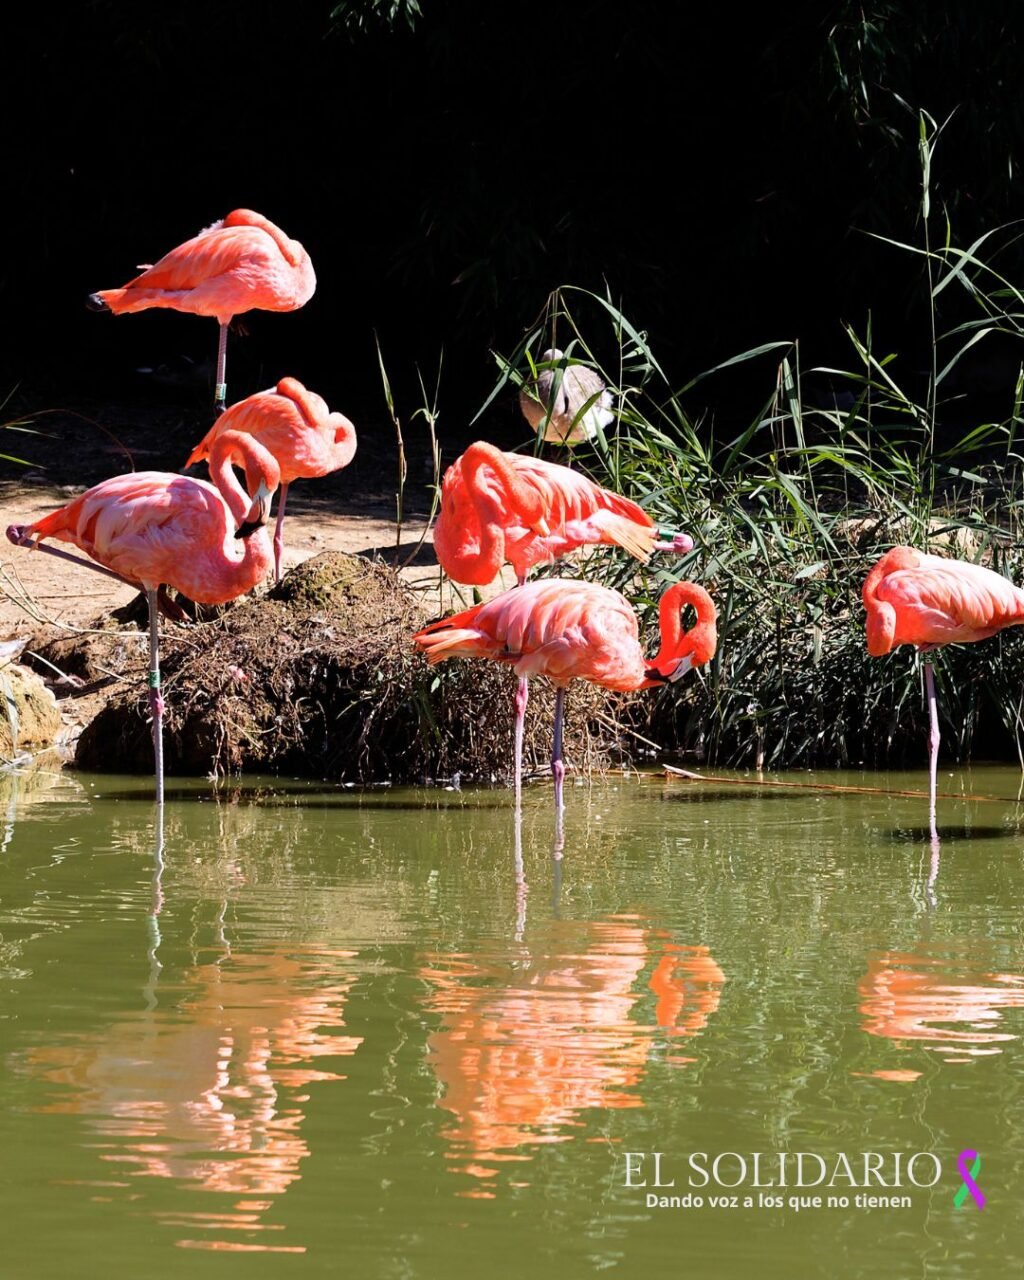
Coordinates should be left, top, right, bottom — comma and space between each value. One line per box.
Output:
1, 763, 1022, 1279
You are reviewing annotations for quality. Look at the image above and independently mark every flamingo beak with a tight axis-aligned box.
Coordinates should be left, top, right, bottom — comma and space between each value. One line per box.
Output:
235, 480, 272, 539
666, 654, 695, 683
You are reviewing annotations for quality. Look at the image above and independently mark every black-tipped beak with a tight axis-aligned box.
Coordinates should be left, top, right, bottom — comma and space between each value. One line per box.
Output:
86, 293, 110, 313
666, 655, 695, 684
234, 483, 272, 539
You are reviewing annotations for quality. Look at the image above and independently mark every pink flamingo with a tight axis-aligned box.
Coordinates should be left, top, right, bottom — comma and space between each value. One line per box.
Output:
414, 578, 717, 810
863, 545, 1024, 835
434, 440, 691, 586
433, 441, 694, 762
88, 209, 315, 410
6, 431, 281, 804
186, 376, 357, 581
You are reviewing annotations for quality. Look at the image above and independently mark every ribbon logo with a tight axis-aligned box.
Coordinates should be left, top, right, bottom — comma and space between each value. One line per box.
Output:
954, 1149, 984, 1210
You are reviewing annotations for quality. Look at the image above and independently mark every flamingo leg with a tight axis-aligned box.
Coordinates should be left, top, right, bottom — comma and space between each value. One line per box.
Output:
215, 321, 229, 412
552, 686, 566, 815
924, 661, 939, 839
146, 588, 165, 808
514, 676, 528, 807
273, 482, 290, 583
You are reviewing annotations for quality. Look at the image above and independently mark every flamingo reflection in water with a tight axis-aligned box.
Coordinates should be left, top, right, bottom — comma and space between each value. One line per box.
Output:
420, 917, 725, 1195
20, 945, 362, 1253
856, 947, 1024, 1076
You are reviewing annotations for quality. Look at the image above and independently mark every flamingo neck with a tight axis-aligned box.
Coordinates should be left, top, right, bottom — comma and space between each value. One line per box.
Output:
643, 582, 718, 687
862, 546, 921, 657
207, 431, 280, 528
277, 376, 320, 426
462, 442, 545, 528
277, 377, 357, 470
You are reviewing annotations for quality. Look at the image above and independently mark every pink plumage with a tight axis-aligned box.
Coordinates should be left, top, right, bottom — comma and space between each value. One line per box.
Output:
14, 433, 280, 603
185, 376, 356, 582
416, 578, 717, 690
863, 546, 1024, 655
433, 441, 663, 586
6, 432, 283, 803
89, 209, 315, 325
186, 377, 356, 485
862, 544, 1024, 839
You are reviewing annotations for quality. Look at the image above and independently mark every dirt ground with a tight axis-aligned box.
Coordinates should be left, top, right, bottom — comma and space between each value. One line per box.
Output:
0, 386, 517, 640
0, 481, 445, 636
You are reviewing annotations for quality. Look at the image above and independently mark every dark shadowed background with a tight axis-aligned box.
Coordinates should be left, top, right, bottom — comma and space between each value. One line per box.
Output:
5, 0, 1024, 460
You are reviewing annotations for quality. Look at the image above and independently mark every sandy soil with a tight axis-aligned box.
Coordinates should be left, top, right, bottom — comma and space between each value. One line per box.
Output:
0, 482, 451, 639
0, 391, 515, 643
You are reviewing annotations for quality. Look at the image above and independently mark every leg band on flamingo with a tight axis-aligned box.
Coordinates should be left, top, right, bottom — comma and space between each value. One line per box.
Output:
215, 322, 229, 411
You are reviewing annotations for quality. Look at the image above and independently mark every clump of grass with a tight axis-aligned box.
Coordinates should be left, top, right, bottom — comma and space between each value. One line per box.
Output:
485, 115, 1024, 770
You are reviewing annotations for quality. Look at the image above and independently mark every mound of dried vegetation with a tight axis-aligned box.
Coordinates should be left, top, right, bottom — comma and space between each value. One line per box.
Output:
29, 552, 631, 783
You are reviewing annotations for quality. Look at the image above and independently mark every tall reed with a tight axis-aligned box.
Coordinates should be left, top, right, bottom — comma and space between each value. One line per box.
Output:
489, 197, 1024, 769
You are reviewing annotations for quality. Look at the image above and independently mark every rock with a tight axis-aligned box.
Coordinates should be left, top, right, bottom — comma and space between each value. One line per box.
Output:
0, 662, 62, 760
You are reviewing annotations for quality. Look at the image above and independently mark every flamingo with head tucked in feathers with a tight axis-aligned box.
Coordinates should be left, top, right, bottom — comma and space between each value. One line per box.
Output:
414, 577, 717, 811
863, 545, 1024, 836
186, 377, 357, 581
433, 441, 692, 587
87, 209, 315, 411
6, 432, 281, 805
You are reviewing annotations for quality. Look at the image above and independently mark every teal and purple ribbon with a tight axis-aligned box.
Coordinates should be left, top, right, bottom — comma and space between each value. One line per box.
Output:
954, 1149, 984, 1210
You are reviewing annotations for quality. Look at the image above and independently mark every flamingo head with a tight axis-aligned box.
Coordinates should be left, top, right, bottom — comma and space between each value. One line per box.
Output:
643, 581, 718, 687
235, 479, 273, 539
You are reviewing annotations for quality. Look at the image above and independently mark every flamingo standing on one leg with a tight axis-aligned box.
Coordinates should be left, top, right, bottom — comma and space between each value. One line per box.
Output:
6, 432, 281, 805
413, 578, 717, 811
519, 349, 613, 445
863, 545, 1024, 837
185, 376, 357, 581
87, 209, 316, 411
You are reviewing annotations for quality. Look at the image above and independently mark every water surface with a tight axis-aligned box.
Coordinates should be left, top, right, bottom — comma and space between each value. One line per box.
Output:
1, 764, 1022, 1278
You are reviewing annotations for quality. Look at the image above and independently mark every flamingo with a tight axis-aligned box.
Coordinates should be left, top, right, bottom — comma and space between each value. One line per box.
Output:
434, 442, 693, 761
433, 441, 693, 586
863, 545, 1024, 836
519, 349, 614, 445
414, 577, 717, 810
6, 431, 282, 805
87, 209, 316, 411
185, 376, 357, 582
